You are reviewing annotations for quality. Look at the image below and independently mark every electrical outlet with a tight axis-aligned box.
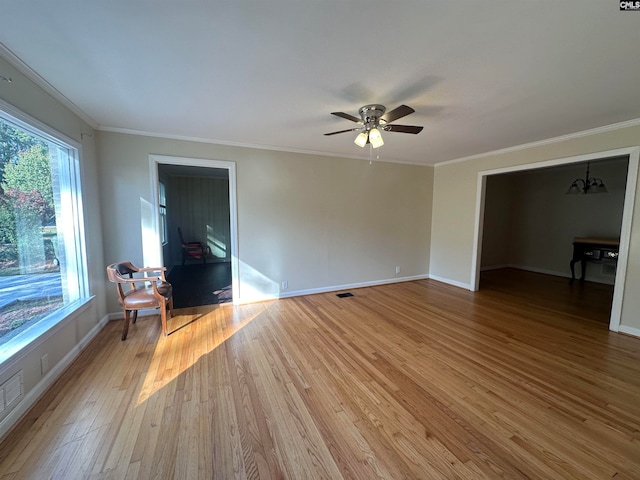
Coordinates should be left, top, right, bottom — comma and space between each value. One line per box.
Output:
395, 266, 401, 274
281, 280, 288, 290
40, 354, 49, 375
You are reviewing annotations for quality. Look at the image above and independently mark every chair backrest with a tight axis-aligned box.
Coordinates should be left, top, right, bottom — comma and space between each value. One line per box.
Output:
106, 262, 141, 301
178, 227, 185, 246
107, 262, 138, 280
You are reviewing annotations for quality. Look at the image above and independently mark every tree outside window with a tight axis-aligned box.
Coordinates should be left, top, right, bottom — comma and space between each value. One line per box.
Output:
0, 112, 87, 349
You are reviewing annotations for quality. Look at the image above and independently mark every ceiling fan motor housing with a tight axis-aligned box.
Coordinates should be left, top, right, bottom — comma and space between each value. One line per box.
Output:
359, 104, 386, 129
324, 104, 422, 138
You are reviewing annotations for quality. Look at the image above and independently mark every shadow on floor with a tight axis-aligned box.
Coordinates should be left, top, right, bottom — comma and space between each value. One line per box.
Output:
167, 262, 232, 308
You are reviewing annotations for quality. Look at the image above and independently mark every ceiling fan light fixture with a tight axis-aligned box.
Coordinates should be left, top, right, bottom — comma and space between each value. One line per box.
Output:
354, 131, 368, 147
369, 127, 384, 148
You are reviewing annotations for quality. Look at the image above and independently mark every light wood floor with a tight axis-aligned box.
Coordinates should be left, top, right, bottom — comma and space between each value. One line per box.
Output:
1, 270, 639, 479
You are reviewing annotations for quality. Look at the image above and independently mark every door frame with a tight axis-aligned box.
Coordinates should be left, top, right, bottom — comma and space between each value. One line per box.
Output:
470, 146, 639, 332
149, 154, 239, 304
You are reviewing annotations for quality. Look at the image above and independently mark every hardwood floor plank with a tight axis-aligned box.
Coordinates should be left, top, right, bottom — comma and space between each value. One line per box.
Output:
1, 269, 640, 479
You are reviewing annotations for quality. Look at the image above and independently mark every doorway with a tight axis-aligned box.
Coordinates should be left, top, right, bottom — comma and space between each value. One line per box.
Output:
470, 147, 640, 332
149, 155, 239, 306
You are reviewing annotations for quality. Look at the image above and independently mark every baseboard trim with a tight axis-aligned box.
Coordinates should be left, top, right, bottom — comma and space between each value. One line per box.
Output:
481, 264, 616, 286
506, 264, 615, 285
426, 275, 471, 290
0, 313, 110, 441
106, 308, 161, 321
480, 264, 510, 272
111, 272, 630, 334
618, 325, 640, 338
276, 274, 431, 300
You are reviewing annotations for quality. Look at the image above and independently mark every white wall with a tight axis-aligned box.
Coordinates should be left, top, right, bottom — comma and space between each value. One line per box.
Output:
431, 122, 640, 334
0, 56, 106, 439
481, 158, 628, 283
97, 131, 433, 309
480, 174, 513, 268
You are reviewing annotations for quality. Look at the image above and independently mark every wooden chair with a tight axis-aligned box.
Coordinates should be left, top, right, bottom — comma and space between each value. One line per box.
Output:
178, 227, 207, 265
106, 261, 175, 340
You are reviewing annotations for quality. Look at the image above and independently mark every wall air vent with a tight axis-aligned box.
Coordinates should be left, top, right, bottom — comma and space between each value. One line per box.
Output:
0, 371, 24, 422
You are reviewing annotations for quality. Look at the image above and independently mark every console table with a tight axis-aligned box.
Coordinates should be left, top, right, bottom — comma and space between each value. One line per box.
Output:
570, 237, 619, 282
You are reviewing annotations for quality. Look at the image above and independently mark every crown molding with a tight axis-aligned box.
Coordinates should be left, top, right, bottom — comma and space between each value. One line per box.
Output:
435, 117, 640, 168
0, 42, 98, 129
98, 125, 429, 166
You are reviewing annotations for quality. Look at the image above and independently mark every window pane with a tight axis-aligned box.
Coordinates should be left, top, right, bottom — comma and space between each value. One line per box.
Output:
0, 113, 86, 348
159, 181, 167, 244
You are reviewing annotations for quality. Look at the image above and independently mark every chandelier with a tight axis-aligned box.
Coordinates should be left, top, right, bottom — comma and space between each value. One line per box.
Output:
566, 162, 607, 194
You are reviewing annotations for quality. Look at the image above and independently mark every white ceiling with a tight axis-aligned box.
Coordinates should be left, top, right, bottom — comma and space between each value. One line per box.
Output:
1, 1, 639, 166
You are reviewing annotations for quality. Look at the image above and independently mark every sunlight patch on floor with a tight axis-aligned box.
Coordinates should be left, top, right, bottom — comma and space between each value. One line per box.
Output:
135, 303, 271, 405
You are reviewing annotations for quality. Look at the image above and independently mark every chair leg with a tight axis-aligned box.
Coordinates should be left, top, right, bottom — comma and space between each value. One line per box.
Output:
132, 310, 138, 324
168, 296, 174, 317
160, 302, 168, 336
122, 309, 131, 341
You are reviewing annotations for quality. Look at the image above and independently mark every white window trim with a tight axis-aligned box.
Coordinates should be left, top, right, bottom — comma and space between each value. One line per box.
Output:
0, 98, 90, 367
159, 180, 168, 246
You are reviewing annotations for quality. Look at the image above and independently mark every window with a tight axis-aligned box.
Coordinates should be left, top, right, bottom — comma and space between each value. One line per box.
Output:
0, 105, 88, 355
159, 181, 167, 245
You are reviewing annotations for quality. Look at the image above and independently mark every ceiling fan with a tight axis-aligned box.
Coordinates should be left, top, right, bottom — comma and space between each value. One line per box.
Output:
324, 104, 423, 148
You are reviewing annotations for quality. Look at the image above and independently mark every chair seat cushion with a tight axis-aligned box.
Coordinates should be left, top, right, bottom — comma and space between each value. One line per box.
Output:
122, 282, 172, 309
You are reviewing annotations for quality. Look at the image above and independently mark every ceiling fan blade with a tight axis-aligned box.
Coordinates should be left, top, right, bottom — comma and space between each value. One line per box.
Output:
324, 127, 360, 136
383, 124, 423, 134
331, 111, 362, 123
382, 105, 415, 123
